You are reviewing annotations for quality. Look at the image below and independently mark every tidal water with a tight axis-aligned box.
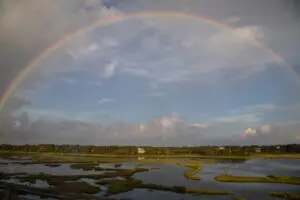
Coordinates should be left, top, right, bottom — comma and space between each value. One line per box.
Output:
1, 158, 300, 200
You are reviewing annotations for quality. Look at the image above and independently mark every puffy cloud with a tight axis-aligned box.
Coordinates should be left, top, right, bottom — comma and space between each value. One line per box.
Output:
236, 121, 300, 145
243, 128, 257, 136
67, 44, 100, 59
259, 124, 273, 134
0, 96, 30, 134
1, 0, 300, 146
2, 110, 213, 145
110, 22, 283, 89
60, 78, 77, 84
3, 105, 300, 146
97, 98, 115, 104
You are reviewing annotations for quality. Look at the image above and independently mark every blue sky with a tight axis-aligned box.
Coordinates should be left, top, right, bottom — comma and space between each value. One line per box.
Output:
21, 21, 299, 125
1, 0, 300, 145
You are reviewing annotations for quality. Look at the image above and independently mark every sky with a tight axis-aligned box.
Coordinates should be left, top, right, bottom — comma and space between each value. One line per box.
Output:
0, 0, 300, 146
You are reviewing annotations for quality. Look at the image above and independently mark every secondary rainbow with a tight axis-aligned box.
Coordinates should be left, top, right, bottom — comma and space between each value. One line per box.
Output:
0, 10, 294, 112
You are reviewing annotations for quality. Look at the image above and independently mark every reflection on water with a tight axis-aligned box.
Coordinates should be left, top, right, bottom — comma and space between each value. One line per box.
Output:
0, 163, 105, 175
133, 159, 300, 200
1, 158, 300, 200
4, 178, 49, 188
97, 162, 139, 169
112, 189, 234, 200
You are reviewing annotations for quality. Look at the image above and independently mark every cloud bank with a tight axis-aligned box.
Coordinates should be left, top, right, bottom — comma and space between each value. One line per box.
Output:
0, 0, 300, 146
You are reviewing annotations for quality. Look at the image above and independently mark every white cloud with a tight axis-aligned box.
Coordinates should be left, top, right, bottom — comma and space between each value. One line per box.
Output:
258, 121, 300, 134
229, 104, 279, 114
7, 108, 300, 145
23, 108, 113, 123
12, 8, 287, 90
60, 78, 77, 84
114, 20, 282, 89
66, 43, 100, 60
97, 98, 115, 104
243, 128, 257, 136
139, 124, 145, 133
153, 113, 182, 129
259, 124, 272, 134
215, 114, 262, 124
103, 60, 117, 78
189, 124, 210, 128
83, 44, 100, 54
25, 109, 70, 121
237, 121, 300, 145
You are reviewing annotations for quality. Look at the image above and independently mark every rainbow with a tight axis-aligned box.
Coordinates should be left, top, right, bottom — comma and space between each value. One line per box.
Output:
0, 10, 294, 113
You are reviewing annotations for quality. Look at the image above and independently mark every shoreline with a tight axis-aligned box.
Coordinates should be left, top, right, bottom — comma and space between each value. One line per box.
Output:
1, 150, 300, 159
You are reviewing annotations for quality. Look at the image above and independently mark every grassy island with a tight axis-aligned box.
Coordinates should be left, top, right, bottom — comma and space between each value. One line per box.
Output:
215, 174, 300, 185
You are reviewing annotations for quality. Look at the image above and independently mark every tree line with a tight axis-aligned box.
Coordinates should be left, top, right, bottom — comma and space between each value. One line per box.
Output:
0, 144, 300, 155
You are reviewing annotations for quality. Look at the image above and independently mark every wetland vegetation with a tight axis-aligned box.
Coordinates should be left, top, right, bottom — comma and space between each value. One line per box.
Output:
269, 192, 300, 200
1, 146, 300, 200
215, 174, 300, 185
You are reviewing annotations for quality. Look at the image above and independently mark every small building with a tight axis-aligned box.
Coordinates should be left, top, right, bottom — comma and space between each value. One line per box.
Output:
255, 148, 261, 153
137, 147, 145, 154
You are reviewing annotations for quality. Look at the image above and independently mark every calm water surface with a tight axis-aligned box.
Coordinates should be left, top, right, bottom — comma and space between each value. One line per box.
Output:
1, 158, 300, 200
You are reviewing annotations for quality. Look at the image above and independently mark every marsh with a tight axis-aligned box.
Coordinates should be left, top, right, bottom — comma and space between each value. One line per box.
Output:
1, 157, 300, 200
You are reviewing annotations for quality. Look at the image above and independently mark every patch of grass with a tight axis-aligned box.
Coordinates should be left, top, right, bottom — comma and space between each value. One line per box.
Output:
233, 197, 246, 200
96, 179, 232, 196
0, 172, 28, 180
150, 167, 160, 170
69, 163, 96, 171
16, 167, 149, 186
269, 192, 300, 200
51, 181, 101, 194
177, 163, 201, 180
215, 174, 300, 185
17, 173, 78, 185
97, 179, 142, 194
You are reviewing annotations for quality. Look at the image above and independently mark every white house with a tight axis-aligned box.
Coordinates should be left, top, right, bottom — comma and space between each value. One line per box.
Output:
137, 147, 145, 154
255, 148, 261, 153
218, 146, 225, 150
